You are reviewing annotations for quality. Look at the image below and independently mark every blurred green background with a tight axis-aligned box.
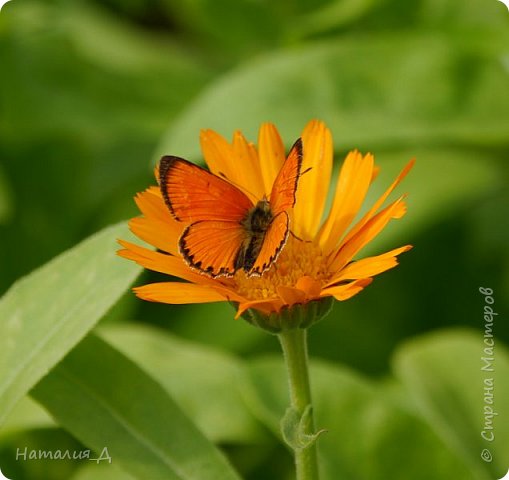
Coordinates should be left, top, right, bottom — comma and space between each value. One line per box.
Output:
1, 0, 508, 479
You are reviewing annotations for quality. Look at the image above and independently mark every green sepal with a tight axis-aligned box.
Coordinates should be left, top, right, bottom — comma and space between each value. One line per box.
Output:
233, 297, 334, 334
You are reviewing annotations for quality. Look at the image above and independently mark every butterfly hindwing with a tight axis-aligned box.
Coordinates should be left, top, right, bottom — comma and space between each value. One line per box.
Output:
180, 220, 250, 277
159, 156, 253, 223
250, 212, 289, 275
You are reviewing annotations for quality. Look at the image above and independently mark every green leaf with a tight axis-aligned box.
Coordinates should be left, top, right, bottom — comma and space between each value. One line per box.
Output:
393, 329, 509, 480
290, 0, 376, 39
361, 0, 509, 30
243, 355, 474, 479
98, 323, 266, 444
1, 1, 210, 143
0, 223, 141, 426
415, 0, 509, 28
165, 302, 264, 355
155, 31, 509, 163
159, 0, 282, 61
0, 396, 54, 442
31, 334, 242, 480
280, 405, 325, 451
71, 462, 136, 480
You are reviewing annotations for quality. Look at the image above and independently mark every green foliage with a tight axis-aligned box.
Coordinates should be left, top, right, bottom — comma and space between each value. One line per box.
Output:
31, 334, 242, 480
98, 323, 267, 445
244, 330, 509, 480
0, 165, 12, 224
156, 30, 509, 161
1, 0, 508, 478
0, 223, 140, 426
71, 462, 135, 480
393, 329, 509, 479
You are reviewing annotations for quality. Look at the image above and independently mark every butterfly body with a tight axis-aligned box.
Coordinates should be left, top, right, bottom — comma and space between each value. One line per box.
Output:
235, 199, 278, 273
159, 138, 302, 278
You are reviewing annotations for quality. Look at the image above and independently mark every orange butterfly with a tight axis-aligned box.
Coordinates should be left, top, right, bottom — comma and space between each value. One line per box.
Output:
158, 138, 303, 278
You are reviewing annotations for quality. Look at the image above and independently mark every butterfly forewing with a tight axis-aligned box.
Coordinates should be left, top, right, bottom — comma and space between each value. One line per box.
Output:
159, 156, 253, 223
269, 138, 303, 216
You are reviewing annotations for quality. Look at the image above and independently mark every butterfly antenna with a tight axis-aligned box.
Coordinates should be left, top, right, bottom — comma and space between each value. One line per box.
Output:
289, 230, 312, 243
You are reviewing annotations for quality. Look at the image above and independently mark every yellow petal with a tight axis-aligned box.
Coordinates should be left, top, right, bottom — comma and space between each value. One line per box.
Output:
232, 130, 265, 200
329, 196, 408, 272
321, 278, 373, 301
342, 159, 414, 245
134, 282, 228, 304
325, 245, 412, 287
318, 150, 374, 255
258, 123, 285, 195
293, 120, 333, 239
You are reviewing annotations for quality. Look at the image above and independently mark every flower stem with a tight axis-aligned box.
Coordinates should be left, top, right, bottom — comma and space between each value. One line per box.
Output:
278, 327, 320, 480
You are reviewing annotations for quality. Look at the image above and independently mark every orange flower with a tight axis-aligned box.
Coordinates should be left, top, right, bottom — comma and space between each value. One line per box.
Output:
118, 120, 413, 322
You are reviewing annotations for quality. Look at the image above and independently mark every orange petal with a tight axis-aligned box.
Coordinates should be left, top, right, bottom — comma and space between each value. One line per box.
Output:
134, 187, 174, 224
235, 298, 283, 319
117, 240, 217, 286
200, 129, 235, 179
295, 275, 322, 298
200, 129, 263, 203
371, 165, 381, 183
318, 150, 374, 255
293, 120, 333, 239
232, 131, 265, 200
329, 196, 408, 272
326, 245, 412, 287
128, 217, 181, 256
277, 285, 307, 305
258, 123, 285, 196
321, 278, 373, 301
134, 282, 228, 304
342, 159, 414, 245
276, 277, 322, 306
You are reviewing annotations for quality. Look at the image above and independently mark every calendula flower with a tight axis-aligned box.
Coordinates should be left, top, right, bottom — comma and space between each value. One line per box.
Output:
118, 120, 413, 329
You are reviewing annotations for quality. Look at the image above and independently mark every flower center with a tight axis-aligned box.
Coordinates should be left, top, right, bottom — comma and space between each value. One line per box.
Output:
234, 236, 329, 300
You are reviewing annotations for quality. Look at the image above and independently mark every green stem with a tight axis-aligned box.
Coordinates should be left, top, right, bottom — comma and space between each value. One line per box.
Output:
278, 327, 320, 480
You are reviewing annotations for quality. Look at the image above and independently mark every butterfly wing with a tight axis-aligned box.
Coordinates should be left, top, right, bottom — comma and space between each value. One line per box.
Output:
250, 212, 289, 275
269, 138, 303, 216
180, 220, 250, 277
158, 156, 253, 223
159, 156, 254, 277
